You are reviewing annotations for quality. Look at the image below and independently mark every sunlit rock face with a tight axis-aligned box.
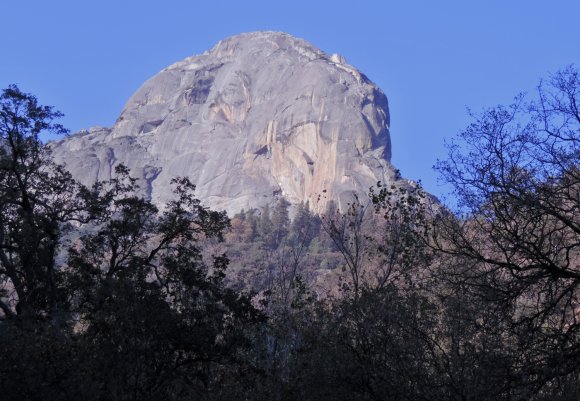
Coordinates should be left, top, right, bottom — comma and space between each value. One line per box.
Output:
51, 31, 397, 214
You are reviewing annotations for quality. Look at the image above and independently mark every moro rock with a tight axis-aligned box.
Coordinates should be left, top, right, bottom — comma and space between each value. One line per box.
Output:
50, 31, 399, 214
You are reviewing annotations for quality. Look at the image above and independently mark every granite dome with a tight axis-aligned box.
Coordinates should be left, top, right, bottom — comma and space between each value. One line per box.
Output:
51, 31, 398, 214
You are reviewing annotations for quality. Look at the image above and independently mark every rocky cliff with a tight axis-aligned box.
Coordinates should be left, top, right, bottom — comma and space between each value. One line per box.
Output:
50, 31, 399, 214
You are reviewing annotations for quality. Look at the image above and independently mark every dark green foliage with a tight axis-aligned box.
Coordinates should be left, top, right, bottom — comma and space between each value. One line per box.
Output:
271, 198, 291, 246
0, 86, 263, 400
258, 204, 274, 243
290, 201, 320, 248
0, 85, 78, 320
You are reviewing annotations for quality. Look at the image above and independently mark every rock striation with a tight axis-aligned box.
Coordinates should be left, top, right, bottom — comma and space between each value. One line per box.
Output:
50, 31, 399, 214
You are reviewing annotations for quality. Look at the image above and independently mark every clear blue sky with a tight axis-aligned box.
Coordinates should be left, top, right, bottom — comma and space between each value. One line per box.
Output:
1, 0, 578, 199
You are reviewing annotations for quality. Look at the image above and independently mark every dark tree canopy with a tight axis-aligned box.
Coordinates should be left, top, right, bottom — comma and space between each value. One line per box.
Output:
0, 84, 76, 320
0, 86, 263, 400
434, 65, 580, 389
0, 65, 578, 401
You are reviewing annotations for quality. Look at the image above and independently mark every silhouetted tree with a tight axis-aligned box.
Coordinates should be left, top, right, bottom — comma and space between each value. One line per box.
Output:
0, 86, 263, 400
271, 197, 291, 247
0, 84, 84, 321
434, 65, 580, 392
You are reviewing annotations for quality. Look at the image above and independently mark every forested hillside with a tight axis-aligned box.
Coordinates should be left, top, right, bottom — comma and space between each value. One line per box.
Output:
0, 66, 578, 400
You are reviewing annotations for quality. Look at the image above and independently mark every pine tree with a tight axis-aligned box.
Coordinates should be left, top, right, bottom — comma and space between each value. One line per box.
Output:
271, 198, 291, 247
